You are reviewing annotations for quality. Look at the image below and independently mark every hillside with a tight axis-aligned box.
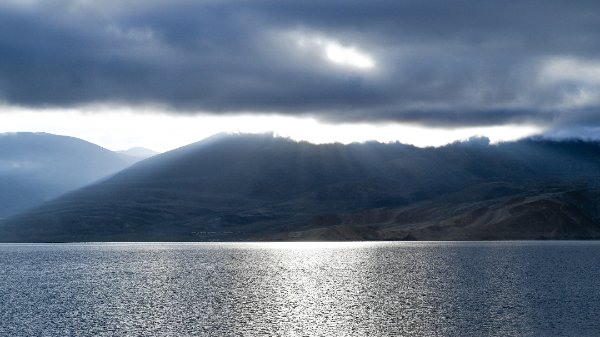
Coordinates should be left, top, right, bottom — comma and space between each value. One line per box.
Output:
0, 132, 140, 217
1, 134, 599, 241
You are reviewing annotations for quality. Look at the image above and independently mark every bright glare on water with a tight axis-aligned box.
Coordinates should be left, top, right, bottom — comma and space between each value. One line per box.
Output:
1, 241, 599, 336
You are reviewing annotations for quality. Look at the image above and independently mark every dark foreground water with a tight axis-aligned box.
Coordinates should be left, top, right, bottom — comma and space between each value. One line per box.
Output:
1, 242, 599, 336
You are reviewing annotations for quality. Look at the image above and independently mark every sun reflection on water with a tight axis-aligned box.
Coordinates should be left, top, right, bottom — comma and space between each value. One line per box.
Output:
2, 242, 599, 336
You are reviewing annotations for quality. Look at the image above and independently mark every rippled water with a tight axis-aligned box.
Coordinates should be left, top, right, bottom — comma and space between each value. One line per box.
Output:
1, 242, 599, 336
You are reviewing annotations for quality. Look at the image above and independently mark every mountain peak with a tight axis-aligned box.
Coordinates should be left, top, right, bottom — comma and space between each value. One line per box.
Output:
117, 147, 158, 159
0, 132, 140, 217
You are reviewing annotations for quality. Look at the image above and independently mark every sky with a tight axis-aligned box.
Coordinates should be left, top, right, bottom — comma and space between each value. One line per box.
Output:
1, 0, 599, 151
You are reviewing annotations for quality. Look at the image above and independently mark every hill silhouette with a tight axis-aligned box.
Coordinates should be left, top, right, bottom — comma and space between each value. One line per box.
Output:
0, 132, 140, 218
1, 133, 599, 241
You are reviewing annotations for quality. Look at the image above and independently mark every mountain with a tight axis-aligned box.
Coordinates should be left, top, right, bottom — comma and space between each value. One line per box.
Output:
117, 147, 158, 159
0, 132, 140, 218
1, 133, 600, 242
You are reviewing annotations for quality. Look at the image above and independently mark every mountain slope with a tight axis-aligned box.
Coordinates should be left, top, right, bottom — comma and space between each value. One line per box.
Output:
275, 187, 600, 240
1, 134, 600, 242
0, 132, 140, 217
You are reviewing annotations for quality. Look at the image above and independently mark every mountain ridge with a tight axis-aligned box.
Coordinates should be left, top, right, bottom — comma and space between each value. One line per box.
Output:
0, 132, 142, 217
1, 133, 599, 242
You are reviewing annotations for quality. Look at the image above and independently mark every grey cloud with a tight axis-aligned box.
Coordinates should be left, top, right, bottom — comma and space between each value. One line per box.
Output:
1, 0, 600, 128
543, 125, 600, 141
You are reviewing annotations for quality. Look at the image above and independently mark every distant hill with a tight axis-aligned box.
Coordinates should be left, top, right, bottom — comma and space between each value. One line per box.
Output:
1, 133, 600, 241
0, 132, 141, 218
117, 147, 158, 159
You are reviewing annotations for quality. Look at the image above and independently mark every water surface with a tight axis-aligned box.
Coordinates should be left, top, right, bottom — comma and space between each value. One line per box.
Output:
1, 241, 599, 336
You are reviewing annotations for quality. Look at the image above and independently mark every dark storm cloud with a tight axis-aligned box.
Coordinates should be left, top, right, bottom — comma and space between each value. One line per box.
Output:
1, 0, 600, 127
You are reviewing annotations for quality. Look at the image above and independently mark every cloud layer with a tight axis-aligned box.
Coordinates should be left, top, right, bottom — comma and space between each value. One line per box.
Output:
1, 0, 600, 129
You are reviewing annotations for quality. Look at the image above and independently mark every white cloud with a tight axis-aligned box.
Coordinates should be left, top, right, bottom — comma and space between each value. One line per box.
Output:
540, 57, 600, 85
323, 41, 375, 69
0, 104, 542, 152
538, 57, 600, 107
288, 31, 376, 71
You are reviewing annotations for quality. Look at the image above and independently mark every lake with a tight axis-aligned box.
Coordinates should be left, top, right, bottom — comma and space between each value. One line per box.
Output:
1, 242, 599, 336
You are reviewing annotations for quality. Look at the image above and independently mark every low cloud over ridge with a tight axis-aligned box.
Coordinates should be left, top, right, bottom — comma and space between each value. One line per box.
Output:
1, 0, 600, 130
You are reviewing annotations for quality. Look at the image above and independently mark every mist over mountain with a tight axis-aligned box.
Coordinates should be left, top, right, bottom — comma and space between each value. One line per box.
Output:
0, 132, 141, 218
117, 147, 158, 159
1, 133, 599, 242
